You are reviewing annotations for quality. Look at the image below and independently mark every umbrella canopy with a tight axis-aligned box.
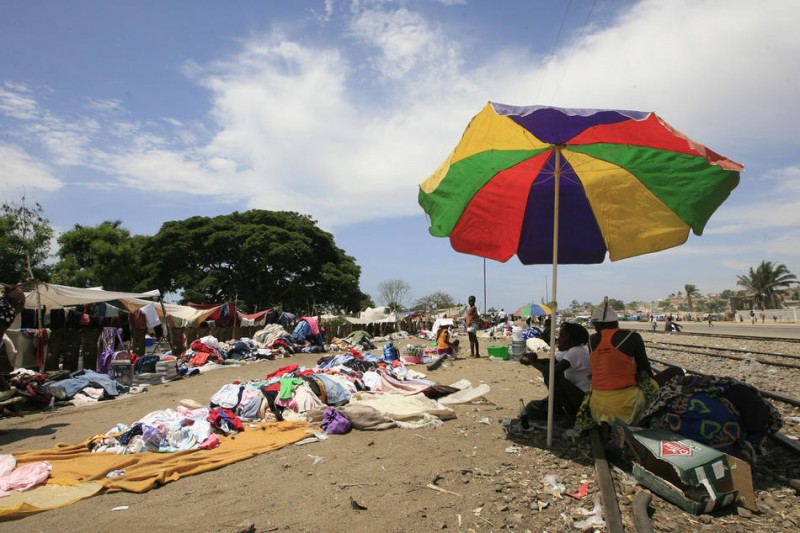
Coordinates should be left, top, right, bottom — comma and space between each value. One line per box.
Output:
419, 103, 742, 445
419, 103, 741, 264
514, 303, 552, 317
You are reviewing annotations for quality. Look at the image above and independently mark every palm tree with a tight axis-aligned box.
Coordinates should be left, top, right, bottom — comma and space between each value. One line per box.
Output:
684, 284, 700, 310
736, 261, 799, 309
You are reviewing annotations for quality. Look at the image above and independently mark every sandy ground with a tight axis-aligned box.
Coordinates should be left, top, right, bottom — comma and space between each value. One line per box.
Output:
1, 335, 600, 532
2, 331, 800, 532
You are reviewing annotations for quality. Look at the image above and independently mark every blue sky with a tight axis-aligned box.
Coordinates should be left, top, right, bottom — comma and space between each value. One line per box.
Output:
2, 0, 799, 313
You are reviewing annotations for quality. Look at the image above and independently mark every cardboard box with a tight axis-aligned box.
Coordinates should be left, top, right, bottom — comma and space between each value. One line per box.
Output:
614, 421, 755, 515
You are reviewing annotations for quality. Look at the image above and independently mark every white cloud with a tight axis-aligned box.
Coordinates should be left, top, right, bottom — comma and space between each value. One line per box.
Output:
349, 7, 446, 79
0, 144, 62, 192
525, 0, 800, 147
1, 0, 798, 239
0, 82, 38, 120
84, 98, 124, 114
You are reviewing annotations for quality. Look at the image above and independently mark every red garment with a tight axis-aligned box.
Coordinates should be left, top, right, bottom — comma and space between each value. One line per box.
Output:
590, 328, 637, 390
190, 340, 212, 353
266, 364, 299, 380
32, 329, 48, 369
129, 310, 147, 329
207, 407, 244, 433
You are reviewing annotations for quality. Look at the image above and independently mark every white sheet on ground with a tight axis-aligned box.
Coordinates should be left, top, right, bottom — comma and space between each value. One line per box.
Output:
348, 391, 455, 422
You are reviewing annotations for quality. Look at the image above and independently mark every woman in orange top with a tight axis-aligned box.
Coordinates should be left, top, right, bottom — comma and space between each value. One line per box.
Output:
574, 297, 662, 432
436, 324, 459, 355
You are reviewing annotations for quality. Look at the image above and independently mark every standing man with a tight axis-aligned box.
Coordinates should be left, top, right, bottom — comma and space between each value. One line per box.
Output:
466, 295, 480, 358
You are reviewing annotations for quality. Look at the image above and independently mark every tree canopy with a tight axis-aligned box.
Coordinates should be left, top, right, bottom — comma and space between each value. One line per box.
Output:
52, 220, 146, 290
0, 196, 53, 283
684, 284, 699, 310
144, 210, 369, 313
736, 260, 798, 309
412, 290, 456, 312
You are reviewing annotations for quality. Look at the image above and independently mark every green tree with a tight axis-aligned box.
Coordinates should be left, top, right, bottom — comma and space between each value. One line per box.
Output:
736, 260, 798, 309
377, 279, 411, 312
52, 220, 147, 290
0, 196, 54, 282
684, 284, 700, 310
608, 298, 625, 312
144, 210, 369, 313
413, 290, 456, 312
706, 299, 727, 314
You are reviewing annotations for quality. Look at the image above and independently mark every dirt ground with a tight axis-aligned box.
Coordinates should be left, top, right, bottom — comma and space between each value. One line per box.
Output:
1, 335, 604, 532
2, 333, 798, 532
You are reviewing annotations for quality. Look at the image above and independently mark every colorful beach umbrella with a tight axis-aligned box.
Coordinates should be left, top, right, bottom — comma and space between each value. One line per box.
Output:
419, 103, 742, 445
514, 303, 551, 317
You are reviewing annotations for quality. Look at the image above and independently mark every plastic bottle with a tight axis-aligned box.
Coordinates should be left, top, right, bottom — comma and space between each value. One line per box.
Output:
77, 347, 84, 371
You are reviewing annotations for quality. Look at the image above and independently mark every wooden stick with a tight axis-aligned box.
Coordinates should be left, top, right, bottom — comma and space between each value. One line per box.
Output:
425, 483, 461, 497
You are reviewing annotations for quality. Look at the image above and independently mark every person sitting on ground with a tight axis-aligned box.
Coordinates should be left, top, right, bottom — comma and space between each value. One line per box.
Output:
574, 297, 683, 434
436, 324, 459, 357
520, 322, 592, 427
426, 323, 460, 372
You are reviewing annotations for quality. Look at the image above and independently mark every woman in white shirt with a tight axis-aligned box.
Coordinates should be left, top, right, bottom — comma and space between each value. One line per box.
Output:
520, 322, 591, 427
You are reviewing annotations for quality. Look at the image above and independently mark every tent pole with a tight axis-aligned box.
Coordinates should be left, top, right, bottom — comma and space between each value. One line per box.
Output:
483, 258, 487, 316
547, 146, 562, 448
158, 294, 170, 349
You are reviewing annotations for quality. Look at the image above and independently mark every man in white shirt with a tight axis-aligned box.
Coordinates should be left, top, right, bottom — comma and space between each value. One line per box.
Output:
520, 322, 591, 426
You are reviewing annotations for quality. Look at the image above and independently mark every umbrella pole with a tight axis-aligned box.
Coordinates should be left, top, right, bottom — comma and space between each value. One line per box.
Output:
546, 146, 562, 447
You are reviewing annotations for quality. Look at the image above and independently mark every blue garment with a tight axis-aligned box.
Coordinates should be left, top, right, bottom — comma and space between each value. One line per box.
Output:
291, 320, 312, 341
44, 369, 121, 399
315, 374, 352, 406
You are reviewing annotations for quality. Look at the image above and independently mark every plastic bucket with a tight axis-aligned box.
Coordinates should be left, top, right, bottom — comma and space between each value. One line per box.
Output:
510, 340, 526, 360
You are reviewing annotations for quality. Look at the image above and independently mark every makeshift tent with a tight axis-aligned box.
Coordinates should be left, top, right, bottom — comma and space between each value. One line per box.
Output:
238, 310, 271, 327
118, 298, 218, 329
345, 306, 398, 325
24, 283, 160, 309
187, 302, 236, 327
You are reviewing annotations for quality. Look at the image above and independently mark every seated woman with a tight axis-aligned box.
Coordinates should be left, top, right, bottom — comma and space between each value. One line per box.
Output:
436, 324, 459, 356
520, 322, 591, 427
574, 297, 681, 434
427, 324, 459, 371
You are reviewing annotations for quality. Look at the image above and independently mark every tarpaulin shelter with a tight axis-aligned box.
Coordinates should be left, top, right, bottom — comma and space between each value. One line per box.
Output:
345, 306, 398, 325
187, 302, 236, 327
118, 298, 218, 329
24, 283, 160, 310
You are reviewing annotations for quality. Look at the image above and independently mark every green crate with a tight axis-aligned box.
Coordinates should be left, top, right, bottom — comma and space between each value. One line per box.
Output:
487, 345, 509, 360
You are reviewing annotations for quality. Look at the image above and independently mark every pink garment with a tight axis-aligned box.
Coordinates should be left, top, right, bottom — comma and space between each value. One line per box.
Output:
198, 433, 221, 450
378, 371, 433, 396
0, 460, 52, 495
275, 383, 325, 414
300, 316, 320, 335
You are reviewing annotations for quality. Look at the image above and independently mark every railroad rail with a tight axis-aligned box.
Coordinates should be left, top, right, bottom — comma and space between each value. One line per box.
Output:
645, 329, 800, 344
645, 342, 800, 370
645, 338, 800, 361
